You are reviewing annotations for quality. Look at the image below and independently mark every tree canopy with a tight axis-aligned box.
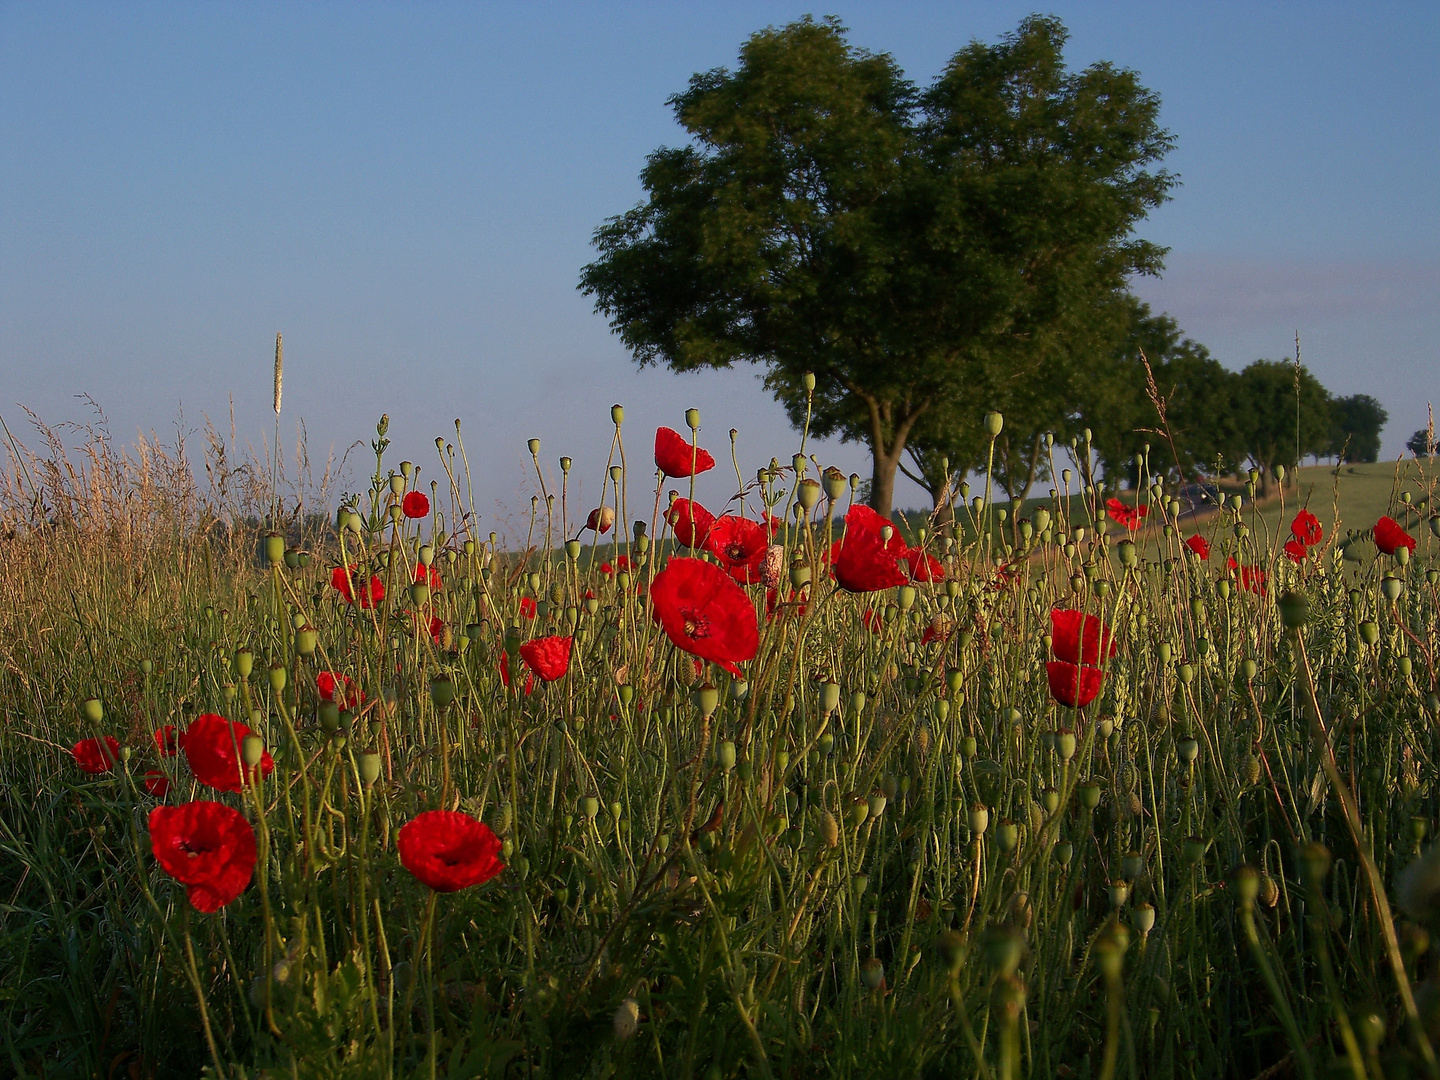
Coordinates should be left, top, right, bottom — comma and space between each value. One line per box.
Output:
580, 15, 1175, 517
1329, 394, 1388, 463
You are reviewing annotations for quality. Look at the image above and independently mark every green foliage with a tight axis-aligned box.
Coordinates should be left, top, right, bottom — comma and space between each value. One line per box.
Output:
1237, 359, 1335, 491
1408, 427, 1436, 458
1330, 394, 1388, 463
581, 15, 1175, 517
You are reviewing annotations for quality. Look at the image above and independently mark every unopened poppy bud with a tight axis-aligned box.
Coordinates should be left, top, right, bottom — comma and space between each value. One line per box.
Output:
581, 795, 600, 819
801, 371, 816, 392
968, 804, 989, 836
896, 585, 916, 611
684, 408, 700, 431
613, 998, 640, 1040
1359, 620, 1380, 646
717, 740, 736, 771
984, 412, 1004, 437
82, 697, 104, 723
264, 532, 286, 566
821, 810, 839, 848
694, 682, 718, 717
239, 735, 265, 769
235, 648, 254, 679
359, 752, 381, 787
430, 675, 455, 710
1117, 539, 1137, 567
1382, 575, 1405, 602
859, 957, 885, 991
797, 478, 821, 510
418, 544, 435, 567
565, 539, 581, 560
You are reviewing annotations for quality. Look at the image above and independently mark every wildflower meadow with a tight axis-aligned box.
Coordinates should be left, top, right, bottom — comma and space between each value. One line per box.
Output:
3, 392, 1440, 1080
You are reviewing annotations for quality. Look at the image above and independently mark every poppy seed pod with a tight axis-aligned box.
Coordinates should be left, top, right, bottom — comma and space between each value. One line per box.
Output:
430, 675, 455, 710
717, 741, 736, 771
797, 479, 821, 510
802, 371, 816, 392
694, 682, 718, 718
241, 735, 266, 769
1359, 620, 1381, 646
82, 697, 104, 723
984, 412, 1004, 438
359, 752, 381, 787
1078, 782, 1102, 810
968, 804, 990, 837
234, 648, 254, 679
1382, 575, 1405, 602
263, 532, 286, 566
1053, 839, 1073, 866
527, 438, 540, 456
1299, 841, 1332, 886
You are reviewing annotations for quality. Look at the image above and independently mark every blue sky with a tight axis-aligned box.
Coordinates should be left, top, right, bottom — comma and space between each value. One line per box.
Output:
2, 2, 1436, 527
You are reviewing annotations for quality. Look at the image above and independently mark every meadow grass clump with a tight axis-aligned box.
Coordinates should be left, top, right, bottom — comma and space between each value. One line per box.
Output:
1, 403, 1439, 1079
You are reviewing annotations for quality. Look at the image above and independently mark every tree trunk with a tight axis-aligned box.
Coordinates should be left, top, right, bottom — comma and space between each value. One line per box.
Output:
869, 450, 899, 520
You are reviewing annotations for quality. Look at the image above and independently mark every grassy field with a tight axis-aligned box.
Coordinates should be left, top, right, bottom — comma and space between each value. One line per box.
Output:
2, 415, 1439, 1079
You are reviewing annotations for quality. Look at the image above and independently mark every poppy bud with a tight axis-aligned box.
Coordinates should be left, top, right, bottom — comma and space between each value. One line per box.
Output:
968, 804, 989, 837
235, 648, 254, 679
358, 752, 381, 787
984, 412, 1004, 437
717, 741, 736, 771
241, 735, 266, 769
1382, 575, 1405, 602
694, 683, 718, 718
268, 662, 287, 692
1117, 540, 1137, 567
802, 371, 816, 392
82, 697, 104, 723
264, 532, 286, 566
859, 957, 884, 991
1358, 620, 1380, 646
430, 675, 455, 710
1055, 728, 1076, 761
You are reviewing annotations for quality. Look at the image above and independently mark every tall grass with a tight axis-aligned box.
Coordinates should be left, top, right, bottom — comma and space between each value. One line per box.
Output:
1, 405, 1438, 1079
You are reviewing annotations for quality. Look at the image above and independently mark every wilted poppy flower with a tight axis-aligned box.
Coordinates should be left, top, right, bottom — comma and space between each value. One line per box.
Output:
1105, 498, 1148, 531
402, 491, 430, 519
707, 515, 768, 584
1290, 509, 1323, 548
1373, 515, 1417, 556
650, 557, 759, 678
1227, 557, 1268, 596
317, 671, 361, 709
665, 497, 715, 549
520, 635, 572, 682
1050, 609, 1117, 667
73, 736, 120, 774
182, 714, 274, 793
654, 426, 715, 479
1283, 538, 1309, 563
586, 506, 616, 534
905, 547, 945, 583
331, 565, 385, 609
397, 810, 505, 892
1046, 661, 1105, 708
832, 506, 908, 593
993, 561, 1019, 591
1184, 534, 1211, 560
143, 770, 172, 797
498, 650, 535, 695
154, 726, 180, 757
149, 801, 257, 912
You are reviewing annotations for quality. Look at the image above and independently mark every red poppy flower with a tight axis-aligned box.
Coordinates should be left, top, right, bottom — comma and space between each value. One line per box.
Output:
1290, 509, 1323, 548
519, 596, 537, 619
832, 506, 908, 593
331, 565, 385, 609
1046, 661, 1105, 708
586, 506, 615, 534
1283, 538, 1309, 563
397, 810, 505, 892
762, 513, 784, 538
1227, 557, 1268, 596
182, 714, 274, 793
1106, 498, 1148, 531
993, 562, 1018, 591
154, 726, 180, 757
920, 617, 952, 645
73, 736, 120, 774
427, 614, 445, 644
665, 497, 715, 549
1050, 609, 1117, 667
654, 426, 715, 479
862, 607, 883, 633
764, 587, 809, 620
650, 557, 759, 678
519, 635, 572, 682
498, 650, 535, 694
706, 515, 768, 584
905, 547, 945, 583
149, 801, 257, 912
601, 555, 633, 576
402, 491, 430, 519
1184, 534, 1211, 560
143, 769, 172, 797
415, 563, 443, 590
317, 671, 361, 709
1373, 515, 1417, 555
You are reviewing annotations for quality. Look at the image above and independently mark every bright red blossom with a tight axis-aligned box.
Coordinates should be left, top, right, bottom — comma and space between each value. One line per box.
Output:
397, 810, 505, 892
402, 491, 430, 519
519, 636, 573, 682
1290, 509, 1323, 548
1373, 515, 1417, 555
654, 426, 715, 479
1227, 557, 1268, 596
905, 547, 945, 583
1050, 609, 1117, 667
317, 671, 361, 709
149, 801, 257, 912
832, 506, 908, 593
1105, 498, 1148, 531
1046, 662, 1105, 709
415, 563, 442, 590
1184, 534, 1211, 560
1283, 538, 1309, 563
331, 565, 385, 609
650, 558, 759, 678
143, 770, 171, 797
154, 726, 180, 757
518, 597, 537, 619
73, 736, 120, 774
182, 714, 274, 793
706, 515, 768, 584
498, 650, 535, 695
665, 497, 715, 548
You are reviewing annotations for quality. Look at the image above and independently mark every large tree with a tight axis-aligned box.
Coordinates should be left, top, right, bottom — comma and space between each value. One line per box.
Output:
580, 15, 1175, 517
1237, 359, 1334, 495
1329, 394, 1387, 463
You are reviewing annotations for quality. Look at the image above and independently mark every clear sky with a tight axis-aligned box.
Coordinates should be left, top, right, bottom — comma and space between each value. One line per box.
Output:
2, 2, 1436, 530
